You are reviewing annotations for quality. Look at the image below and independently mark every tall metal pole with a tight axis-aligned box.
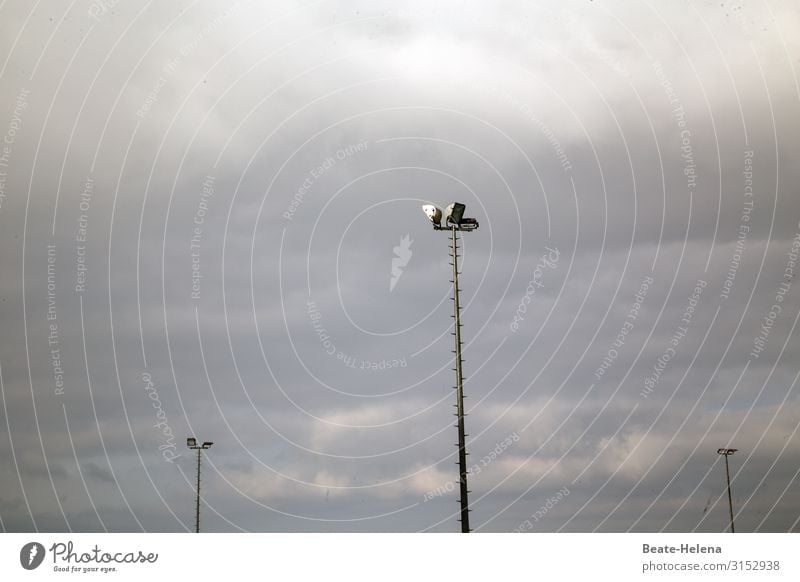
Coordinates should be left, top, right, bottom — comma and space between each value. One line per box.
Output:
717, 448, 737, 533
422, 204, 478, 532
195, 447, 202, 533
724, 454, 735, 533
451, 225, 470, 533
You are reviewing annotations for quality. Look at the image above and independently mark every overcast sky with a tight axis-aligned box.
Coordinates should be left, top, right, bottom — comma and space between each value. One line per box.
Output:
1, 0, 799, 533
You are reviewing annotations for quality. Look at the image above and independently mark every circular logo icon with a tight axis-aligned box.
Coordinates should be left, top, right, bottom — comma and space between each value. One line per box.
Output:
20, 542, 45, 570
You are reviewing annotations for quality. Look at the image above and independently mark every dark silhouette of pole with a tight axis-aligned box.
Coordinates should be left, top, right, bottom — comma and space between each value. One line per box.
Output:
724, 455, 734, 533
717, 448, 737, 533
187, 438, 213, 533
422, 202, 478, 533
195, 447, 202, 533
451, 225, 470, 533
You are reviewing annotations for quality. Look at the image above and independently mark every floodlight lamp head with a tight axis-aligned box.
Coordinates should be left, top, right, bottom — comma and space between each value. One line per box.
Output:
187, 437, 197, 447
202, 441, 214, 448
445, 202, 466, 225
422, 204, 442, 227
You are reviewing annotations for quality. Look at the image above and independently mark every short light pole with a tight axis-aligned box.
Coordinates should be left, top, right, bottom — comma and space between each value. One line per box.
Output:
187, 438, 213, 533
422, 202, 479, 533
717, 448, 737, 533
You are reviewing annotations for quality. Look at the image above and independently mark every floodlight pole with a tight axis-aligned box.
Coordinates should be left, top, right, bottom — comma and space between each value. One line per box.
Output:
450, 225, 470, 533
195, 447, 202, 533
188, 440, 213, 533
424, 203, 478, 532
717, 448, 737, 533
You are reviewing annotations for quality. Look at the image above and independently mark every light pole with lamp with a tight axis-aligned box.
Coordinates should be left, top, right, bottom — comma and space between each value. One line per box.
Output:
187, 438, 213, 533
717, 448, 737, 533
422, 202, 479, 533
